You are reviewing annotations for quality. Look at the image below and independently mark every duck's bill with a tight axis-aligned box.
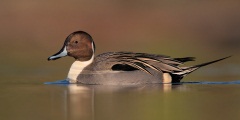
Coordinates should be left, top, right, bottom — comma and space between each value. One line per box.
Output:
48, 46, 68, 61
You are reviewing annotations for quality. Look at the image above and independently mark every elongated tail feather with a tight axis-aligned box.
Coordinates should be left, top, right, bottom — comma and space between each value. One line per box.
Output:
187, 56, 231, 72
172, 56, 231, 82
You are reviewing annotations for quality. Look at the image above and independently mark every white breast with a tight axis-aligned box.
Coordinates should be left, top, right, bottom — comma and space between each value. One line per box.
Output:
67, 55, 94, 83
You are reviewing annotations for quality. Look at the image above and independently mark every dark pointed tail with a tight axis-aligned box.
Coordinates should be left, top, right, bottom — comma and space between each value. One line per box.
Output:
187, 56, 231, 70
172, 56, 231, 82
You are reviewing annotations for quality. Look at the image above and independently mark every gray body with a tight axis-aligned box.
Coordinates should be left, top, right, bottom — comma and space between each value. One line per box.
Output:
77, 52, 171, 85
78, 68, 163, 85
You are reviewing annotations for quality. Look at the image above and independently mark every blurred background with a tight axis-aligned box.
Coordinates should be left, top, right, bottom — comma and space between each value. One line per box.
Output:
0, 0, 239, 83
1, 1, 240, 120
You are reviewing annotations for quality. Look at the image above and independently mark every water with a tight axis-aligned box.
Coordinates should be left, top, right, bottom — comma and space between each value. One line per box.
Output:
1, 82, 240, 120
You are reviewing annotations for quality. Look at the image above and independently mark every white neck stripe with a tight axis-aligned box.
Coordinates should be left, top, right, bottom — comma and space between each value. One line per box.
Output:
91, 42, 95, 53
67, 54, 94, 83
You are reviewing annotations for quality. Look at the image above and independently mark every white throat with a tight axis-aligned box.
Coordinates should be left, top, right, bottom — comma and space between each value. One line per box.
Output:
67, 55, 94, 83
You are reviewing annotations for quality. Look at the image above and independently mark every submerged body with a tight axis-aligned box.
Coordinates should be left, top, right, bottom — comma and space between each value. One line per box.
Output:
48, 31, 230, 85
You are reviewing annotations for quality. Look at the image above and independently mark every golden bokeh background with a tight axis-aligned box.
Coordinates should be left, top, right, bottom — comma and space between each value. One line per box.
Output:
1, 0, 239, 82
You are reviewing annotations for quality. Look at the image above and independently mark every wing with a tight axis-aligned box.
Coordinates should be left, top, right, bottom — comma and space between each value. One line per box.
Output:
93, 52, 193, 75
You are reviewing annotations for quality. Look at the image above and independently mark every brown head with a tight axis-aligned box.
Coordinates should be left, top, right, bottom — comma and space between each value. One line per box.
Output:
48, 31, 95, 61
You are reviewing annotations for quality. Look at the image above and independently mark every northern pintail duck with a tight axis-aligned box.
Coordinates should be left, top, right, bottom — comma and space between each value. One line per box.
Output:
48, 31, 230, 85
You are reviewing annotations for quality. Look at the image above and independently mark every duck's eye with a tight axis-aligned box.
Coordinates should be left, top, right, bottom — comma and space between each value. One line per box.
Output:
74, 41, 78, 44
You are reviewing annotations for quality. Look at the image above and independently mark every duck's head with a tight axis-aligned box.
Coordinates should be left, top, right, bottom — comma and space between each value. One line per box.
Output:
48, 31, 95, 61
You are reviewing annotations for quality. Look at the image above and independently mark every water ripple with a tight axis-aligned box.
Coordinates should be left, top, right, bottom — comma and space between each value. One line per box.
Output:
182, 80, 240, 84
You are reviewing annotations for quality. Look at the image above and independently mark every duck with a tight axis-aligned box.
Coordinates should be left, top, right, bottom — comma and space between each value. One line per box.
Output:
47, 31, 230, 85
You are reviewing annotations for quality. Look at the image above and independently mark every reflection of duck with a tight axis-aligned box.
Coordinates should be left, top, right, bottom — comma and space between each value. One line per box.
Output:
65, 84, 183, 120
66, 85, 94, 120
48, 31, 230, 85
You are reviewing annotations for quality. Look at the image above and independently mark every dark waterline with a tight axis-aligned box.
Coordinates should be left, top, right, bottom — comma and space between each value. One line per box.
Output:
44, 79, 240, 85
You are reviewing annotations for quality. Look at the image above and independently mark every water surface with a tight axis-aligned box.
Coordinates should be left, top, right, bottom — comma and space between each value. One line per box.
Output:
1, 82, 240, 120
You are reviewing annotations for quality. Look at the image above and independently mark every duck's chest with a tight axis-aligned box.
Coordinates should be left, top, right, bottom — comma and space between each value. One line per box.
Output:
67, 58, 94, 83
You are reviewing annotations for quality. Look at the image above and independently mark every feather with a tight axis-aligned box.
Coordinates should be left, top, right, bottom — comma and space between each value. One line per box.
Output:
121, 60, 152, 75
125, 58, 162, 72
